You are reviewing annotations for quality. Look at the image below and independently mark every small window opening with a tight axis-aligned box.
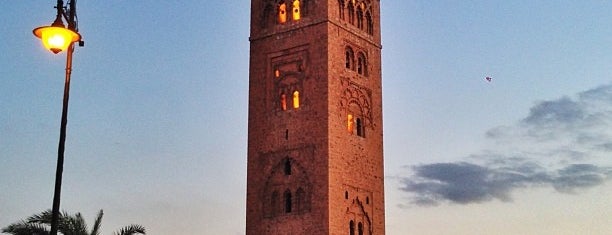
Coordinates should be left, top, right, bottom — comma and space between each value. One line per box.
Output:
345, 51, 351, 69
338, 0, 345, 20
366, 12, 373, 35
284, 190, 292, 213
345, 191, 349, 199
275, 69, 280, 78
349, 220, 355, 235
348, 2, 355, 25
356, 117, 365, 137
271, 191, 279, 216
284, 158, 292, 175
292, 0, 301, 21
357, 8, 364, 29
345, 47, 354, 70
285, 129, 289, 140
357, 52, 367, 75
366, 196, 369, 204
281, 93, 287, 111
296, 187, 305, 212
262, 5, 273, 28
358, 222, 363, 235
292, 90, 300, 109
278, 3, 287, 23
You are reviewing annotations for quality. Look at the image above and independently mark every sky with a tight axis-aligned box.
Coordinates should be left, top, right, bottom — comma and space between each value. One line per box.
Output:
1, 1, 611, 235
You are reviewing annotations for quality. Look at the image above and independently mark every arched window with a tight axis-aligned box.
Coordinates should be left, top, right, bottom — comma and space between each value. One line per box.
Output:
292, 0, 301, 21
278, 3, 288, 23
349, 220, 355, 235
338, 0, 345, 20
345, 47, 355, 70
366, 11, 373, 35
284, 158, 292, 175
356, 7, 364, 29
284, 190, 292, 213
358, 222, 364, 235
280, 93, 287, 110
347, 1, 355, 25
292, 90, 300, 109
357, 52, 367, 75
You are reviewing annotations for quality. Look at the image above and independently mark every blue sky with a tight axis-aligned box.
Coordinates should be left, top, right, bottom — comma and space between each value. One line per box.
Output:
1, 1, 611, 234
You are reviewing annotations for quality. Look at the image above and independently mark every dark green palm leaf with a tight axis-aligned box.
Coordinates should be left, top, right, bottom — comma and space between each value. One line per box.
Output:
3, 209, 145, 235
89, 210, 104, 235
60, 212, 88, 235
112, 224, 145, 235
1, 220, 49, 235
25, 210, 53, 225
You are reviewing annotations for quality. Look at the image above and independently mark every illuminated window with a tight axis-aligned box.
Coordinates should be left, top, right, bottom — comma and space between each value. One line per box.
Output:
347, 114, 354, 133
292, 90, 300, 109
292, 0, 301, 21
278, 3, 287, 23
281, 93, 287, 110
284, 190, 292, 213
349, 220, 355, 235
275, 69, 280, 78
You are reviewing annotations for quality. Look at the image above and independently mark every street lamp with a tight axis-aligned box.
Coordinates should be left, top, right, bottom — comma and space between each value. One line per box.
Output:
32, 1, 83, 235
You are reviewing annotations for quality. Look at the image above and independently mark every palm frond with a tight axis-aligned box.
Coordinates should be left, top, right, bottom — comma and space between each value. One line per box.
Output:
89, 210, 104, 235
112, 224, 146, 235
60, 212, 88, 235
1, 220, 49, 235
25, 210, 53, 225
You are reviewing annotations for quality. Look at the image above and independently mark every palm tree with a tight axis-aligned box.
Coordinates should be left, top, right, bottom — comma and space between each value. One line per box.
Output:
1, 209, 145, 235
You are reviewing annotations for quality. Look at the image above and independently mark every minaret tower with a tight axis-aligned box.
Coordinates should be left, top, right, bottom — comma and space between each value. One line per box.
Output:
246, 1, 384, 234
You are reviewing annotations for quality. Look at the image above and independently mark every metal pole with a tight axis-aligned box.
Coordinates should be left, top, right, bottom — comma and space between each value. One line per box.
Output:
49, 40, 74, 235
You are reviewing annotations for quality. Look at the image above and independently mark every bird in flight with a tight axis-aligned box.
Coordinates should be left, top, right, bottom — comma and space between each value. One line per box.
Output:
485, 76, 492, 82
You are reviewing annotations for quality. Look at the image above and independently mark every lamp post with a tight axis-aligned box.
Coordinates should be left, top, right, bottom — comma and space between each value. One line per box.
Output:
32, 1, 83, 234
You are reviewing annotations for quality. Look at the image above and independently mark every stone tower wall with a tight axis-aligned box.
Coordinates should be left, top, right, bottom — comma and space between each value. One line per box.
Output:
247, 1, 383, 234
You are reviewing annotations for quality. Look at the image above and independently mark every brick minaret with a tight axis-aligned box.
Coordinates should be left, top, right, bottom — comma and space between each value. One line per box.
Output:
246, 1, 384, 234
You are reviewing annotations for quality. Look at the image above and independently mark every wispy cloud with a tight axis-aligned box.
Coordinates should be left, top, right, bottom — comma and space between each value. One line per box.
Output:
399, 84, 612, 206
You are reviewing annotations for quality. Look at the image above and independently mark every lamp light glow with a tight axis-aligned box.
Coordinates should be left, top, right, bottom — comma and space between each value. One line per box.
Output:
33, 26, 80, 54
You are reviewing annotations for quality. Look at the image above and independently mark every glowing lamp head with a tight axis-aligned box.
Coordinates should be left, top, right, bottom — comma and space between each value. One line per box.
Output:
33, 25, 81, 54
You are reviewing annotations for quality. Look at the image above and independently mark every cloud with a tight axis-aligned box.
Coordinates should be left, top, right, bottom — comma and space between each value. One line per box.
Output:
523, 97, 585, 126
399, 84, 612, 206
